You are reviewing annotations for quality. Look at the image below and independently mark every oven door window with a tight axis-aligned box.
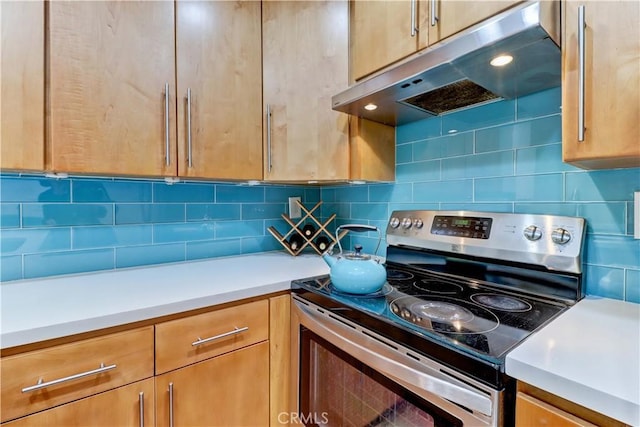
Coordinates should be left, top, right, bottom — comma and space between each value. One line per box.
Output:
300, 328, 463, 427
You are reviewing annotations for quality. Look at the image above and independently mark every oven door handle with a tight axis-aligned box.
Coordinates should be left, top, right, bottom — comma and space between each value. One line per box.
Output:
295, 301, 493, 417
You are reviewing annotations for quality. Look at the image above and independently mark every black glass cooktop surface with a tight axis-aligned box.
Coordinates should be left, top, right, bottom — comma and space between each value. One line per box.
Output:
292, 264, 567, 367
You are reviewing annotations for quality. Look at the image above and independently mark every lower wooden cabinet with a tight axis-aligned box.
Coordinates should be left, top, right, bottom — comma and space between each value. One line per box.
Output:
515, 383, 626, 427
156, 341, 270, 426
1, 295, 283, 426
3, 379, 154, 427
516, 392, 596, 427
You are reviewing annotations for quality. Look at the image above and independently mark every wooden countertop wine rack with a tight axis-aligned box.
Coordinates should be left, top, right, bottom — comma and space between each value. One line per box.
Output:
267, 200, 347, 256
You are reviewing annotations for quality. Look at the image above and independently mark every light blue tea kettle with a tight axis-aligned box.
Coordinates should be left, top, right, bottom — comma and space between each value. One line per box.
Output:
322, 224, 386, 294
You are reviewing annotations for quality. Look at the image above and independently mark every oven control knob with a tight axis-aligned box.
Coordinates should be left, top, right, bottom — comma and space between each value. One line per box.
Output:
401, 218, 413, 229
389, 217, 400, 229
523, 225, 542, 241
551, 228, 572, 245
413, 218, 424, 229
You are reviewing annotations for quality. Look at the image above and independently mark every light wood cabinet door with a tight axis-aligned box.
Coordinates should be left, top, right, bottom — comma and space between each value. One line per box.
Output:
48, 1, 176, 177
1, 326, 154, 422
0, 1, 44, 171
176, 1, 263, 180
562, 0, 640, 169
155, 299, 269, 375
156, 341, 269, 427
350, 0, 429, 81
3, 379, 154, 427
516, 392, 596, 427
263, 0, 350, 182
428, 0, 520, 44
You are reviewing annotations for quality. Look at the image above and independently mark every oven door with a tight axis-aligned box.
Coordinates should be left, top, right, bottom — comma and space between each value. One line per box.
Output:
291, 297, 503, 427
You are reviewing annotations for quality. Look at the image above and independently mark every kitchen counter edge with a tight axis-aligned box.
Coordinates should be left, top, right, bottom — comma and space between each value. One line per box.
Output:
0, 252, 329, 350
506, 296, 640, 426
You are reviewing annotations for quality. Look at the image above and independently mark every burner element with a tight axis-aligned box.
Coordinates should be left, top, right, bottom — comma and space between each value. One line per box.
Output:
389, 296, 499, 335
414, 278, 463, 294
471, 293, 532, 312
386, 269, 414, 281
331, 283, 393, 298
410, 300, 474, 323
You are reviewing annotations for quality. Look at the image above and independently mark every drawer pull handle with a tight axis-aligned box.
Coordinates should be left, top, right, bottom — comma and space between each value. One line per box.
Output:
139, 391, 145, 427
21, 363, 117, 393
191, 326, 249, 347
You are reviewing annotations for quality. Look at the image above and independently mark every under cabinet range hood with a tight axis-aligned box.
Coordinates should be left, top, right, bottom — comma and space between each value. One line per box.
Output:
332, 1, 560, 126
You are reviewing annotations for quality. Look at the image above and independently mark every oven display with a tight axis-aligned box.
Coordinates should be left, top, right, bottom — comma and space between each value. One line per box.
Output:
431, 216, 492, 239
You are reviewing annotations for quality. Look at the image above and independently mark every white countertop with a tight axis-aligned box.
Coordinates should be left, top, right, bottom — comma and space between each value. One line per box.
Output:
506, 296, 640, 426
3, 255, 638, 425
0, 252, 329, 349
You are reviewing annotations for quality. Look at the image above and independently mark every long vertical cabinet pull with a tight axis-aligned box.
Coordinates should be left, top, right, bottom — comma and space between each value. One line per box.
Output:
168, 382, 174, 427
577, 5, 586, 142
187, 88, 193, 168
164, 83, 171, 166
430, 0, 438, 27
410, 0, 417, 36
138, 391, 145, 427
266, 104, 273, 173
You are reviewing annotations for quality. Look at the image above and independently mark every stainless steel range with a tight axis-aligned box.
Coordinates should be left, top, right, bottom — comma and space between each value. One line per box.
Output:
290, 210, 586, 427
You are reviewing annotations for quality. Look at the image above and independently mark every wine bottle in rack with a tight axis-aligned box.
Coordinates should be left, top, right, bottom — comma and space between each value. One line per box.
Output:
288, 232, 304, 252
315, 236, 330, 252
302, 224, 316, 240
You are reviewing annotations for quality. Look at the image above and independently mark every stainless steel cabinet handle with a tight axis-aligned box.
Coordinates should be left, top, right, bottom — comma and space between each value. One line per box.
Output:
168, 382, 174, 427
21, 363, 117, 393
266, 104, 272, 173
430, 0, 438, 27
164, 83, 171, 165
410, 0, 417, 36
192, 326, 249, 347
578, 5, 586, 142
187, 88, 193, 167
138, 391, 145, 427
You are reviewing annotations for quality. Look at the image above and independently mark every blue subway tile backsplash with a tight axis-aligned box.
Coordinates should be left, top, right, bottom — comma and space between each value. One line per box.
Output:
1, 176, 314, 281
1, 87, 638, 304
322, 87, 639, 303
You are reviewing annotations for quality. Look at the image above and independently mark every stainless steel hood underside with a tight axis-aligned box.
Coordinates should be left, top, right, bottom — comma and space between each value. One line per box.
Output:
332, 1, 560, 126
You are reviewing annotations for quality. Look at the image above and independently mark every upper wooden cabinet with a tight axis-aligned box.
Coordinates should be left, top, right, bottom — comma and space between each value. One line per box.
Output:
262, 0, 350, 182
48, 1, 263, 180
48, 1, 176, 177
176, 1, 262, 180
0, 1, 45, 171
350, 1, 520, 82
427, 1, 520, 44
350, 0, 429, 81
562, 0, 640, 169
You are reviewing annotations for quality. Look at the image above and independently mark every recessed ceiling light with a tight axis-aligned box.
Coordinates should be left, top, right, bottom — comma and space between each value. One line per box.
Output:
364, 103, 378, 111
490, 54, 513, 67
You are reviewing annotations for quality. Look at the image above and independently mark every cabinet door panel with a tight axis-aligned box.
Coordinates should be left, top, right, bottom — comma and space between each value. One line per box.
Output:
263, 0, 350, 182
516, 392, 596, 427
176, 1, 262, 180
562, 0, 640, 168
350, 0, 429, 81
48, 1, 176, 177
0, 0, 44, 171
428, 1, 519, 44
3, 379, 154, 427
156, 342, 269, 427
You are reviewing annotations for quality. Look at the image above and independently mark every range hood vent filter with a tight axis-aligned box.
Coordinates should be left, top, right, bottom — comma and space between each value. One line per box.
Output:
402, 79, 501, 115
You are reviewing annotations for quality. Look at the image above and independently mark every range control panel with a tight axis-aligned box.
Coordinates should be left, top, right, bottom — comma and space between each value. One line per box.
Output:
431, 215, 492, 239
386, 210, 587, 274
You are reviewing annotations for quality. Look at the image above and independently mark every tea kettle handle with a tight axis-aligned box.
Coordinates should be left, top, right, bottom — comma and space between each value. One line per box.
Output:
335, 224, 382, 257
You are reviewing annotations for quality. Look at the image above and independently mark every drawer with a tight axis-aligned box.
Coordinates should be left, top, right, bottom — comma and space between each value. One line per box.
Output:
155, 299, 269, 374
1, 326, 154, 423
